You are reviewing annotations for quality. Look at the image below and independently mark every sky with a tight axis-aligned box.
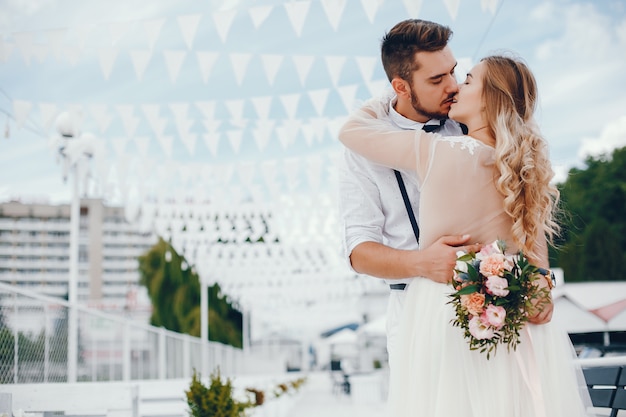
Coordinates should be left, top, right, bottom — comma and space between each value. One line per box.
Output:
0, 0, 625, 338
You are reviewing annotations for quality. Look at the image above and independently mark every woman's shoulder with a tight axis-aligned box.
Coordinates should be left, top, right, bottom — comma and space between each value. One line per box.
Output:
434, 134, 494, 156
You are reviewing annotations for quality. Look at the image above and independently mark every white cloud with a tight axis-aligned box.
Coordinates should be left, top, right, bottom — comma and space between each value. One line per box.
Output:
578, 115, 626, 160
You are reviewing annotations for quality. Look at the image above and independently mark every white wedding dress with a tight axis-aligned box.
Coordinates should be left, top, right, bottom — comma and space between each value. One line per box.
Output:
339, 99, 593, 417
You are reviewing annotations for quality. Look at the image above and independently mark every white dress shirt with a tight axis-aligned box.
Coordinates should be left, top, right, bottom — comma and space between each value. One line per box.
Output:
338, 94, 463, 285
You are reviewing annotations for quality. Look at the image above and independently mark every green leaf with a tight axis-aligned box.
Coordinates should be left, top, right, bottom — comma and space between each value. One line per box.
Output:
455, 285, 479, 295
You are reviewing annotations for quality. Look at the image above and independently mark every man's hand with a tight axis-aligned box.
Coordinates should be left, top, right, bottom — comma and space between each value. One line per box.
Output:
411, 235, 482, 284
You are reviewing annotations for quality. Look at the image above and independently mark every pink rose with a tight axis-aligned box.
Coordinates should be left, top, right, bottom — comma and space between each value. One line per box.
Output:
468, 316, 495, 340
461, 292, 485, 316
482, 304, 506, 329
477, 241, 501, 258
479, 253, 507, 277
485, 275, 510, 297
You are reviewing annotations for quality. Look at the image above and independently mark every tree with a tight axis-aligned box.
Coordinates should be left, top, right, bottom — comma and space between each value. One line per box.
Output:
555, 146, 626, 282
138, 238, 243, 348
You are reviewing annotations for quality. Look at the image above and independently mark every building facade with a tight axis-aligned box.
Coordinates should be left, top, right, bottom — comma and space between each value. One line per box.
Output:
0, 199, 157, 311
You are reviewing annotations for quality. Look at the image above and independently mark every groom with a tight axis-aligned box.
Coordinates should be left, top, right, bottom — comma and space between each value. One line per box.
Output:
338, 19, 478, 368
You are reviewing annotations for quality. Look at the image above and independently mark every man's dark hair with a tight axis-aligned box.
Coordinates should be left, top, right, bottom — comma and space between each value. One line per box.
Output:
381, 19, 453, 82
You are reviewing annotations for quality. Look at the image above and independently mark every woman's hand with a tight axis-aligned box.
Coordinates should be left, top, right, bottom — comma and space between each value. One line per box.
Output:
527, 274, 553, 324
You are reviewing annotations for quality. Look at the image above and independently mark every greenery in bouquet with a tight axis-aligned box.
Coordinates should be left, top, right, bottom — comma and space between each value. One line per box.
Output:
448, 240, 551, 359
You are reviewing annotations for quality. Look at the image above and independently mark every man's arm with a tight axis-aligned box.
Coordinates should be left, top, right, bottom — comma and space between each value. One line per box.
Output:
350, 235, 481, 284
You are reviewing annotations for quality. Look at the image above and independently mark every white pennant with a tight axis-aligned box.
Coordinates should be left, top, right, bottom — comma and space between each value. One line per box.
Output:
163, 50, 187, 83
212, 9, 238, 43
98, 47, 119, 80
355, 56, 378, 82
481, 0, 500, 14
279, 93, 300, 119
63, 45, 82, 67
306, 154, 323, 191
284, 1, 311, 37
291, 55, 315, 86
196, 51, 219, 84
359, 0, 381, 23
115, 104, 140, 138
13, 32, 35, 66
307, 89, 329, 116
261, 160, 278, 186
179, 132, 198, 155
227, 130, 243, 153
143, 18, 165, 50
237, 162, 256, 186
283, 157, 301, 191
202, 120, 222, 133
324, 56, 346, 87
31, 43, 48, 64
225, 99, 246, 120
134, 136, 150, 157
43, 28, 66, 61
89, 103, 113, 133
326, 116, 346, 140
261, 54, 283, 86
70, 24, 94, 48
229, 53, 252, 85
402, 0, 423, 17
202, 132, 221, 156
169, 102, 190, 123
142, 104, 168, 136
301, 121, 316, 146
252, 119, 275, 151
276, 120, 301, 149
130, 49, 152, 81
177, 14, 202, 49
366, 79, 390, 97
320, 0, 347, 31
248, 5, 274, 29
443, 0, 461, 20
38, 102, 58, 131
195, 101, 217, 120
155, 135, 174, 158
108, 21, 130, 46
307, 117, 327, 143
0, 38, 14, 63
13, 100, 32, 129
337, 84, 359, 113
251, 96, 273, 120
111, 136, 129, 156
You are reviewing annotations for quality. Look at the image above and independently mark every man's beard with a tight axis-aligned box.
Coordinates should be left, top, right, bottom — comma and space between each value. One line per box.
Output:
408, 82, 451, 121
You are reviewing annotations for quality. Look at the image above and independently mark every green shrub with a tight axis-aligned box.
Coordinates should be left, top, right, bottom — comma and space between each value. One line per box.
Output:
185, 369, 252, 417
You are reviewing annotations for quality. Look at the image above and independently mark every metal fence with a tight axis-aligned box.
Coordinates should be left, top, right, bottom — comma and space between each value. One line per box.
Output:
0, 282, 242, 384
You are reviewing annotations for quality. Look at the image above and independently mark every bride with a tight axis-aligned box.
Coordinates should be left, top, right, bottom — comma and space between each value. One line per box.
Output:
339, 54, 592, 416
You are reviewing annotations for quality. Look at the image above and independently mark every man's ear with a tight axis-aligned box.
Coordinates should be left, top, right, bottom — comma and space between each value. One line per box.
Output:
391, 77, 410, 100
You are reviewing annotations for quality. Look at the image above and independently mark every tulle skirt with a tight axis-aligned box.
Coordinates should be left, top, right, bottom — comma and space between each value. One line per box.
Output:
387, 278, 593, 417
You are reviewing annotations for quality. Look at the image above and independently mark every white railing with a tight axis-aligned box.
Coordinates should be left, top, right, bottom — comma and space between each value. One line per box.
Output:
0, 281, 243, 384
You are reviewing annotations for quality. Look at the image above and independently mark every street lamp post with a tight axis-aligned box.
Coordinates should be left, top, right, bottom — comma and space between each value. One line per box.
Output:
54, 111, 93, 383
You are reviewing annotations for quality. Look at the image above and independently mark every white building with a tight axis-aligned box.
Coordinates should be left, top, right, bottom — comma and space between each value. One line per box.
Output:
0, 198, 157, 314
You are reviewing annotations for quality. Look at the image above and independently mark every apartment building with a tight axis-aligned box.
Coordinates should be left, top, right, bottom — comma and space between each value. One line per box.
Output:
0, 198, 157, 312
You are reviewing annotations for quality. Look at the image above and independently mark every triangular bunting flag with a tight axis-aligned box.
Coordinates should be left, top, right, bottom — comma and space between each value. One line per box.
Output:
0, 38, 14, 63
261, 54, 283, 86
155, 135, 174, 158
13, 100, 32, 129
202, 132, 221, 156
320, 0, 347, 31
163, 50, 187, 83
134, 136, 150, 157
108, 20, 130, 46
279, 93, 300, 119
443, 0, 461, 20
110, 136, 129, 156
98, 47, 119, 80
481, 0, 500, 14
63, 45, 82, 67
115, 104, 140, 138
276, 119, 301, 149
196, 51, 219, 84
292, 55, 315, 86
31, 43, 48, 64
179, 132, 198, 155
227, 130, 243, 153
284, 1, 311, 37
307, 89, 329, 116
248, 5, 274, 29
355, 56, 378, 82
195, 101, 217, 119
402, 0, 423, 18
225, 99, 246, 121
129, 49, 152, 81
366, 79, 390, 97
337, 84, 359, 113
142, 104, 168, 136
229, 53, 252, 86
43, 28, 67, 61
202, 120, 222, 133
359, 0, 381, 23
251, 96, 273, 120
89, 103, 113, 133
324, 55, 346, 87
177, 14, 202, 49
38, 102, 58, 131
143, 18, 165, 50
212, 9, 238, 43
13, 32, 35, 66
237, 162, 256, 186
252, 119, 275, 151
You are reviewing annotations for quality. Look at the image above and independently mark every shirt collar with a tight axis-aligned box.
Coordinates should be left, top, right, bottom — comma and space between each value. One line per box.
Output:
388, 95, 445, 130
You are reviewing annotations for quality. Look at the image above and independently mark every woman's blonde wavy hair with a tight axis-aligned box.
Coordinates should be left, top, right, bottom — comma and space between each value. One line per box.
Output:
480, 54, 560, 260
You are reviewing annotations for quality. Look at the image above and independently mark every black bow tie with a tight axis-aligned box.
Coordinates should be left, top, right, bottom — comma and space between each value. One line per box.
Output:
422, 120, 445, 132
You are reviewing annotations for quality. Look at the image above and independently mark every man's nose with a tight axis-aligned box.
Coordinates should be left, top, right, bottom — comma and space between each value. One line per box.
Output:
446, 75, 459, 93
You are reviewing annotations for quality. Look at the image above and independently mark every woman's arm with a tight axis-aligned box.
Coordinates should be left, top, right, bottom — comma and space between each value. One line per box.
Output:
527, 237, 554, 324
338, 104, 424, 173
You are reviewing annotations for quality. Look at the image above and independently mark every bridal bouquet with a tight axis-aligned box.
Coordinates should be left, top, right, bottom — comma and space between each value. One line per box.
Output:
448, 240, 552, 359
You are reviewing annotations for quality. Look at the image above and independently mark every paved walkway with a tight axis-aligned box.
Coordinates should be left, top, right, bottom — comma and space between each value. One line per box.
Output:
285, 371, 387, 417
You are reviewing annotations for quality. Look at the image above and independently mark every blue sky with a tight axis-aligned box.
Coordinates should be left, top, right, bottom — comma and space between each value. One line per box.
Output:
1, 0, 625, 206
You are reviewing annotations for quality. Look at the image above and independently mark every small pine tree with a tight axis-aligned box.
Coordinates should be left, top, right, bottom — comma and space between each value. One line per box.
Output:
186, 369, 251, 417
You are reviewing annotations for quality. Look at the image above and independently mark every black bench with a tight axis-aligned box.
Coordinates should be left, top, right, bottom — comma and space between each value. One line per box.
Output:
583, 365, 626, 417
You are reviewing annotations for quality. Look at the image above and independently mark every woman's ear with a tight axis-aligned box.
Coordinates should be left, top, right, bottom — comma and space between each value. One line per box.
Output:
391, 77, 411, 100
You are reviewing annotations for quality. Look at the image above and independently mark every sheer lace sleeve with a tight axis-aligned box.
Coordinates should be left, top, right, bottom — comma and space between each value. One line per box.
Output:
338, 102, 432, 178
